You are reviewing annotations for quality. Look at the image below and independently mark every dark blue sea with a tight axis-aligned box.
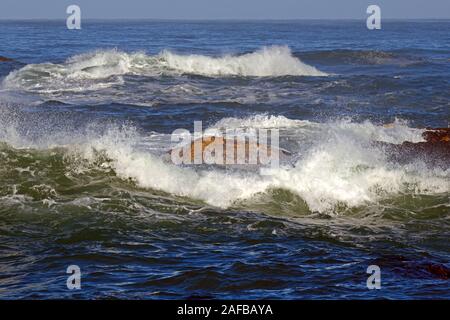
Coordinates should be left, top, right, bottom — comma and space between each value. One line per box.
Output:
0, 20, 449, 299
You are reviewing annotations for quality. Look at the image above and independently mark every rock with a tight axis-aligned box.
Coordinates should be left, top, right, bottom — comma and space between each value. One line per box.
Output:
426, 263, 450, 280
167, 127, 449, 168
169, 136, 291, 165
0, 56, 13, 62
373, 255, 450, 280
422, 127, 450, 143
377, 127, 450, 168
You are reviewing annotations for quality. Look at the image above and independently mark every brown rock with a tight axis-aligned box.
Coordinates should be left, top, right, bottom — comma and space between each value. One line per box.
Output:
426, 264, 450, 280
422, 128, 450, 143
375, 127, 450, 168
169, 136, 290, 165
0, 56, 13, 62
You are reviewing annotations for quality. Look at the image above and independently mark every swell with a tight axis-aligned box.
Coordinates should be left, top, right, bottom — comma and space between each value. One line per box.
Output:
299, 49, 425, 66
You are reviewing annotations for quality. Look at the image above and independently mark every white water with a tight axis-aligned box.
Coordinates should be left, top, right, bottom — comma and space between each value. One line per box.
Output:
160, 46, 327, 76
2, 46, 326, 94
83, 117, 448, 212
1, 111, 446, 213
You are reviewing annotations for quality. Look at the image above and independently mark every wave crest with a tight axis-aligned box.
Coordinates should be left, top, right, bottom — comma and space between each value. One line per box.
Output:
1, 108, 447, 214
160, 46, 327, 77
2, 46, 326, 93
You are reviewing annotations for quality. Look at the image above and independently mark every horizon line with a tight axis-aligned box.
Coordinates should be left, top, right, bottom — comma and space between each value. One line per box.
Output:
0, 17, 449, 22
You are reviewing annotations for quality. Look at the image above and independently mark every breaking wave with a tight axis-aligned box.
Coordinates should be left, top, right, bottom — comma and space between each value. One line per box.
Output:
160, 46, 327, 76
1, 109, 447, 214
1, 46, 326, 94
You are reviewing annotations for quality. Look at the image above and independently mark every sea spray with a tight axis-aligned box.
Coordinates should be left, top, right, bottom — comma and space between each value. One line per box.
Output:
2, 46, 326, 95
1, 109, 447, 213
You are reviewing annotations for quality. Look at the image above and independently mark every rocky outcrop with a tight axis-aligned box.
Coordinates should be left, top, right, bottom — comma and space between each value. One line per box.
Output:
422, 127, 450, 143
379, 128, 450, 168
169, 136, 291, 165
167, 128, 449, 168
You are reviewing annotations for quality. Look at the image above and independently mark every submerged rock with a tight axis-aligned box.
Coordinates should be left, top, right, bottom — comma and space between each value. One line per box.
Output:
0, 56, 13, 62
374, 255, 450, 280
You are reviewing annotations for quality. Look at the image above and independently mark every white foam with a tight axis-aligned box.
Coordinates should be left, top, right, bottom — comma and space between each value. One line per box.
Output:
71, 118, 449, 213
212, 114, 425, 143
1, 113, 447, 213
2, 49, 137, 93
266, 137, 448, 212
325, 118, 425, 144
75, 127, 271, 208
2, 46, 326, 94
212, 114, 314, 129
160, 46, 327, 77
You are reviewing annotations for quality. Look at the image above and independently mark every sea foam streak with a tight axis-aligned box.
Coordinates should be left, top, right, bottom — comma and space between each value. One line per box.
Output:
2, 46, 326, 93
0, 109, 447, 214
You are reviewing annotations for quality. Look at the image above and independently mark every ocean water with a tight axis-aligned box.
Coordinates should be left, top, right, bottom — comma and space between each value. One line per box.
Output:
0, 20, 449, 299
